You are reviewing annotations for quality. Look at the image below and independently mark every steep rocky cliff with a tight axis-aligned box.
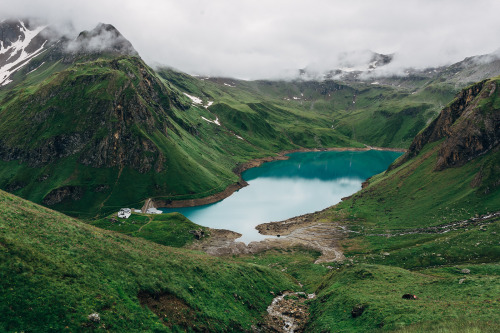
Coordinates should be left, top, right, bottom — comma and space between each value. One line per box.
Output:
392, 77, 500, 171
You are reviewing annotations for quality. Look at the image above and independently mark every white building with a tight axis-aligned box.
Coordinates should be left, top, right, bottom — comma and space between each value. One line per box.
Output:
146, 207, 162, 215
118, 208, 132, 219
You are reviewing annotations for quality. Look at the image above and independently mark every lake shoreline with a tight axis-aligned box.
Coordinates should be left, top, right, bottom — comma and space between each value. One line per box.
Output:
154, 146, 406, 209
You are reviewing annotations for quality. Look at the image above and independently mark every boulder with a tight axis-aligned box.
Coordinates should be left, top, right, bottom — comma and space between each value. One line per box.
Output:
189, 229, 205, 240
351, 304, 366, 318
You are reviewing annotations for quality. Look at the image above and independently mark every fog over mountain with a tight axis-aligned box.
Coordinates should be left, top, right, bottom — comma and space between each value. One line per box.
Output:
2, 0, 500, 79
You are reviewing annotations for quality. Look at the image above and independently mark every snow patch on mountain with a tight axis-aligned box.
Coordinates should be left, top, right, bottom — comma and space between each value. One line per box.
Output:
26, 61, 45, 75
183, 92, 203, 105
0, 21, 48, 86
201, 116, 221, 126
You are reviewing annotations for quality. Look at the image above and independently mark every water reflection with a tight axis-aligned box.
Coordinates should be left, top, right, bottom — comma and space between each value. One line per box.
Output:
162, 150, 402, 243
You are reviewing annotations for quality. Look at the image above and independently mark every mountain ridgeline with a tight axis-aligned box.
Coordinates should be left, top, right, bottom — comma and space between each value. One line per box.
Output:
0, 19, 500, 218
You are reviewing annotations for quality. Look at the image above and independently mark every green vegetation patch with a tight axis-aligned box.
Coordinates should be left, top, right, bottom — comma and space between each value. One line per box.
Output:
92, 212, 208, 248
306, 263, 500, 332
237, 248, 330, 293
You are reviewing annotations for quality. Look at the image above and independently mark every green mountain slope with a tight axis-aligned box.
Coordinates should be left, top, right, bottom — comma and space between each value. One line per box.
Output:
342, 76, 499, 233
303, 76, 500, 332
0, 53, 367, 218
0, 56, 243, 217
158, 68, 457, 149
0, 188, 297, 332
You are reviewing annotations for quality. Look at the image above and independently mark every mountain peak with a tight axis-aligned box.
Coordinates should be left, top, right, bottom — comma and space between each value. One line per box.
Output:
67, 22, 138, 57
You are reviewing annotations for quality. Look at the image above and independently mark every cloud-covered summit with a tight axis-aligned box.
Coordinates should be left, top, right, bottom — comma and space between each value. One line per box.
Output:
66, 23, 138, 56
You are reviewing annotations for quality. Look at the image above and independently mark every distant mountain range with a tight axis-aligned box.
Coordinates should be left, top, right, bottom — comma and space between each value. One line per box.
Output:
298, 49, 500, 87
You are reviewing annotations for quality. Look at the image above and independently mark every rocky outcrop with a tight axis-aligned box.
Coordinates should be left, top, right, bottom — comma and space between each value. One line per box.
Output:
435, 81, 499, 170
391, 78, 499, 171
0, 133, 91, 166
189, 229, 206, 240
263, 292, 315, 332
42, 186, 83, 206
351, 304, 367, 318
141, 198, 156, 213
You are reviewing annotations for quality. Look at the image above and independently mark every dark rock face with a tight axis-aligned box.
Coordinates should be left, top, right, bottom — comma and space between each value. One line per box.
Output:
391, 79, 499, 171
0, 133, 90, 166
0, 20, 28, 48
34, 133, 90, 165
0, 19, 55, 84
78, 129, 159, 173
42, 186, 84, 206
0, 18, 58, 55
189, 229, 206, 240
37, 174, 50, 182
370, 52, 393, 68
435, 82, 500, 170
93, 184, 110, 193
6, 181, 26, 192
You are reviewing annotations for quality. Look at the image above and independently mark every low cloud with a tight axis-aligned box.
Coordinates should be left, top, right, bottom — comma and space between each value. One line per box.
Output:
64, 23, 138, 55
2, 0, 500, 79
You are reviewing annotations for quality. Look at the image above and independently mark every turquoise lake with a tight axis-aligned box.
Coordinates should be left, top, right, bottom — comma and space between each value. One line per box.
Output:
162, 150, 403, 243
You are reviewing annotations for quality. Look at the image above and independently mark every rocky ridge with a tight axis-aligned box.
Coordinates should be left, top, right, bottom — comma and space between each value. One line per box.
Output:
392, 77, 500, 171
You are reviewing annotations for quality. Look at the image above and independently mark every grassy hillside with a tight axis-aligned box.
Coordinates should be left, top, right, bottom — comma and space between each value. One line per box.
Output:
0, 188, 299, 332
91, 212, 208, 248
0, 71, 498, 332
300, 76, 500, 332
306, 263, 499, 332
158, 68, 458, 149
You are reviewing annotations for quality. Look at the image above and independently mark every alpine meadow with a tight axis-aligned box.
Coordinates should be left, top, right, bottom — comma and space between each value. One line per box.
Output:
0, 8, 499, 333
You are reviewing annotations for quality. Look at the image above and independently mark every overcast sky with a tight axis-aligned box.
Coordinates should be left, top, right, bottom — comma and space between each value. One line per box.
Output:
3, 0, 500, 79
